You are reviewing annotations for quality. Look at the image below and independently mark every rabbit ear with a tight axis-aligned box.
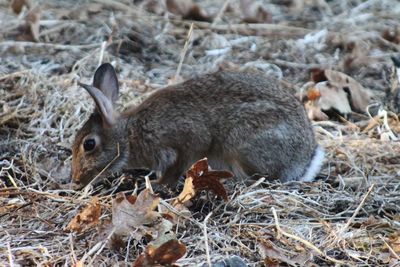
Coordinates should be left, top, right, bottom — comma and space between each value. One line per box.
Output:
78, 82, 116, 127
78, 63, 119, 127
93, 63, 119, 103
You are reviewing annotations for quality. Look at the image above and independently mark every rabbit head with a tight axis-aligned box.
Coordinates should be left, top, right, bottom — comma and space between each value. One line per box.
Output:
71, 64, 129, 186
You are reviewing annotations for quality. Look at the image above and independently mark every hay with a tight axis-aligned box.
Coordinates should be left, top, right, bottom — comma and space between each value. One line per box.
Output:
1, 0, 400, 266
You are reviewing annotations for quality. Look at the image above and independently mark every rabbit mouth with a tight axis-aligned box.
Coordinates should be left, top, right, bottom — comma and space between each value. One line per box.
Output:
72, 150, 129, 188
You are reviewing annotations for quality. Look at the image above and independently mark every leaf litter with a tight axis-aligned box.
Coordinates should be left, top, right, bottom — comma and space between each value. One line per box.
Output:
1, 0, 400, 266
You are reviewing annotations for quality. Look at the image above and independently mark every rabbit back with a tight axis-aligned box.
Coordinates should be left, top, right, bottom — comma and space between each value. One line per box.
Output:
123, 70, 321, 184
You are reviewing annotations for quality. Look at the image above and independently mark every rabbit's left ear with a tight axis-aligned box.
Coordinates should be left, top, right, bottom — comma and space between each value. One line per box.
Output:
79, 63, 119, 127
93, 63, 119, 103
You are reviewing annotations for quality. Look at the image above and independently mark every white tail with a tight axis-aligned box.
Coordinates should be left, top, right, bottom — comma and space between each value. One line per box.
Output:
300, 145, 325, 182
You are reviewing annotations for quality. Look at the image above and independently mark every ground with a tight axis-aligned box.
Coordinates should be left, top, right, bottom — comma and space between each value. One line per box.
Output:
1, 0, 400, 266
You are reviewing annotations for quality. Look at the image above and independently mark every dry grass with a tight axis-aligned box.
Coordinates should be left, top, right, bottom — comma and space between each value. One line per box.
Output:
1, 0, 400, 266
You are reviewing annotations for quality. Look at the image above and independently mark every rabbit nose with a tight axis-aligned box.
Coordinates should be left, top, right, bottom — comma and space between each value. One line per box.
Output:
71, 168, 81, 184
71, 173, 84, 190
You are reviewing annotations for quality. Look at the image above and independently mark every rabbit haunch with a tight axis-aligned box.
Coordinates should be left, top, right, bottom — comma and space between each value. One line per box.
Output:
71, 63, 324, 187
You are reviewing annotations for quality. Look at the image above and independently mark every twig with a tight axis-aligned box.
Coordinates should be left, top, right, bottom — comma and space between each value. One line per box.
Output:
144, 171, 155, 194
0, 41, 102, 50
174, 23, 194, 83
339, 184, 375, 234
203, 212, 213, 267
86, 228, 116, 265
195, 22, 313, 37
271, 59, 328, 69
69, 234, 77, 264
7, 242, 14, 267
271, 207, 344, 264
380, 235, 400, 260
0, 70, 31, 81
211, 0, 230, 26
98, 41, 107, 67
93, 0, 139, 15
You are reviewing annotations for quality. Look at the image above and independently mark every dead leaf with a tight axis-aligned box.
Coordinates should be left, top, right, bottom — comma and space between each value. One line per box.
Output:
310, 69, 372, 113
15, 6, 41, 42
361, 110, 400, 139
382, 27, 400, 44
166, 0, 211, 21
65, 197, 101, 233
315, 81, 352, 114
258, 241, 313, 266
166, 159, 232, 222
112, 189, 161, 237
11, 0, 29, 14
112, 189, 176, 249
26, 7, 41, 42
71, 261, 84, 267
301, 68, 373, 120
187, 158, 233, 201
304, 100, 329, 121
387, 232, 400, 254
306, 87, 321, 101
141, 0, 165, 15
175, 176, 196, 205
240, 0, 271, 23
133, 239, 186, 267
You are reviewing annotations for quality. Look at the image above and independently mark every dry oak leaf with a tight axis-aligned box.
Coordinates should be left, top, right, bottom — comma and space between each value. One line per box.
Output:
306, 87, 321, 101
26, 7, 41, 42
166, 0, 211, 21
11, 0, 29, 14
258, 240, 313, 267
385, 232, 400, 255
240, 0, 271, 23
14, 6, 41, 42
304, 101, 329, 121
186, 158, 233, 201
301, 69, 372, 120
112, 189, 161, 237
132, 239, 186, 267
71, 260, 84, 267
65, 197, 101, 233
310, 68, 372, 113
174, 174, 196, 205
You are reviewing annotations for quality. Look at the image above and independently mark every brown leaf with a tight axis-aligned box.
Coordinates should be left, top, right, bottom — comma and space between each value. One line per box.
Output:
314, 81, 352, 115
71, 260, 84, 267
186, 158, 208, 179
382, 27, 400, 44
304, 101, 329, 121
310, 68, 327, 83
133, 239, 186, 267
306, 87, 321, 101
15, 6, 41, 42
65, 197, 101, 233
11, 0, 29, 14
187, 158, 233, 201
240, 0, 271, 23
258, 241, 313, 266
175, 176, 196, 205
310, 69, 372, 113
192, 173, 230, 200
112, 190, 161, 237
152, 239, 187, 264
166, 0, 211, 21
26, 7, 41, 42
387, 232, 400, 254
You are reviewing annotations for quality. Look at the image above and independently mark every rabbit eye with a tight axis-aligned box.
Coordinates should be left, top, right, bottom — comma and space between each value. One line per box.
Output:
83, 138, 96, 151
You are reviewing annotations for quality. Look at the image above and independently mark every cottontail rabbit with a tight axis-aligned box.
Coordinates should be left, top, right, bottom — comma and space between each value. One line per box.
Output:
71, 63, 324, 187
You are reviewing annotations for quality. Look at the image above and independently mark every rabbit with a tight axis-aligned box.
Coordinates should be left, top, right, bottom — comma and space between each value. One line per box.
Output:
71, 63, 324, 187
